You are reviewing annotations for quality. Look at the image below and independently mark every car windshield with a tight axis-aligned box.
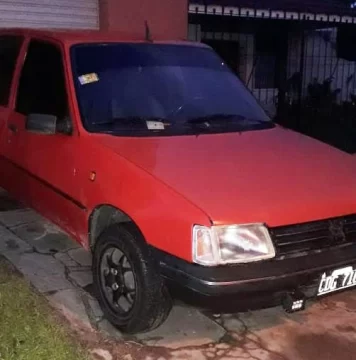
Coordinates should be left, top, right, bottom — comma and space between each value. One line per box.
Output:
71, 43, 273, 136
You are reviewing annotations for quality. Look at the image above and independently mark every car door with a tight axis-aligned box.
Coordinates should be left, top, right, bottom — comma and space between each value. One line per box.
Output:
3, 38, 85, 239
0, 34, 25, 191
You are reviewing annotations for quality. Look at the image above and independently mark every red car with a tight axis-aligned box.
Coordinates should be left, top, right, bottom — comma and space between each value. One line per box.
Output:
1, 28, 356, 334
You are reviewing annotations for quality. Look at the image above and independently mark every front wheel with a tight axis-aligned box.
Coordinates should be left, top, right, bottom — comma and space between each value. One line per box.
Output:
92, 223, 172, 334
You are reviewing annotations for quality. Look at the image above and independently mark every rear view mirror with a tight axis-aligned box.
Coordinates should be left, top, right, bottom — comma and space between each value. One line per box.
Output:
56, 116, 73, 135
26, 113, 57, 135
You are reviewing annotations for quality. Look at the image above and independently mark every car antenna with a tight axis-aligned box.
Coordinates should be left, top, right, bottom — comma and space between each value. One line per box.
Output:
145, 20, 153, 42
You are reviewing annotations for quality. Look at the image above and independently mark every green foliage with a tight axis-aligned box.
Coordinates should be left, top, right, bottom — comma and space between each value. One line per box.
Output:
306, 78, 341, 108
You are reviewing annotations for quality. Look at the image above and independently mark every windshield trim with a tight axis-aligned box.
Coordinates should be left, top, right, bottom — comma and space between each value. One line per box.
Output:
92, 124, 276, 138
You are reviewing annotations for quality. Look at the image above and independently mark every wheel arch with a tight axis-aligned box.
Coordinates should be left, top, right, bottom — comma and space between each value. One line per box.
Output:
88, 204, 144, 250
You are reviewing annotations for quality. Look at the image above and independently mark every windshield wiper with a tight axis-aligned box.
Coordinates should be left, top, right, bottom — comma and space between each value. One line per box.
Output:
93, 116, 171, 131
186, 114, 266, 126
184, 114, 274, 133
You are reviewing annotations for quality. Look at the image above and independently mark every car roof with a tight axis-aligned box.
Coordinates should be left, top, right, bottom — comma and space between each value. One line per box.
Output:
0, 28, 207, 47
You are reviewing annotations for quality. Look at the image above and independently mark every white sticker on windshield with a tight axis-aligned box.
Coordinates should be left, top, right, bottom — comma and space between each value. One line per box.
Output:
146, 121, 165, 130
78, 73, 99, 85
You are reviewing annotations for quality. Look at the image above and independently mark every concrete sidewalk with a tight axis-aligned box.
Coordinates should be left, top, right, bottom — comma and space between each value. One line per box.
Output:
2, 188, 356, 360
0, 189, 225, 350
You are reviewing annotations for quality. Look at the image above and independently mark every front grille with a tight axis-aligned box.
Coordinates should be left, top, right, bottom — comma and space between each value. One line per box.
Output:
270, 214, 356, 259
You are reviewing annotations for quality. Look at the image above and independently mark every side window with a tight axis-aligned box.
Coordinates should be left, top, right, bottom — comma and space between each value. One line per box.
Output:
0, 35, 23, 106
16, 40, 68, 119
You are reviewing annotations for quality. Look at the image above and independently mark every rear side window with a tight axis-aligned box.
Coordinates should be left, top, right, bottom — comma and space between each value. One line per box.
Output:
0, 35, 23, 106
16, 40, 68, 119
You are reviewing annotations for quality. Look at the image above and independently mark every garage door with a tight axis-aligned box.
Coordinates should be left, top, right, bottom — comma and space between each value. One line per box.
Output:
0, 0, 99, 29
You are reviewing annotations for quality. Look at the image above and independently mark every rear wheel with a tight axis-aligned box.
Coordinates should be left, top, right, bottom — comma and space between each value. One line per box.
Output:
92, 223, 172, 334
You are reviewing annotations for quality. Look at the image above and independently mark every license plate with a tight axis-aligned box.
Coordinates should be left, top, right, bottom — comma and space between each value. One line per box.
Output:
317, 266, 356, 296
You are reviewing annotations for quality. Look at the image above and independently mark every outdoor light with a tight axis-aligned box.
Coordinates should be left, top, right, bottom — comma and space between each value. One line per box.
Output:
192, 223, 275, 266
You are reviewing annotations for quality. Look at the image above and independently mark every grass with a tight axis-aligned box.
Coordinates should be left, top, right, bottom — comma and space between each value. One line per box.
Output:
0, 256, 89, 360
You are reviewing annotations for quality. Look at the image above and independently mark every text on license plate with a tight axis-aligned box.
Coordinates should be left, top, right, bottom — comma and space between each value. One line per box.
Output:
318, 266, 356, 296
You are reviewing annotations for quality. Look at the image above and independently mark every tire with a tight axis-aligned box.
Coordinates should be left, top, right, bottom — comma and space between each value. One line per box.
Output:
92, 223, 172, 334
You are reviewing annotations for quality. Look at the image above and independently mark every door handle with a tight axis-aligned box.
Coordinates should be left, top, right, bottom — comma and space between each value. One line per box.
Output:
8, 124, 17, 133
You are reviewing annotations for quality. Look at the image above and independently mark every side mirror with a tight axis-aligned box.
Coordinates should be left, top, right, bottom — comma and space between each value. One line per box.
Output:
26, 114, 73, 135
26, 114, 57, 135
56, 116, 73, 135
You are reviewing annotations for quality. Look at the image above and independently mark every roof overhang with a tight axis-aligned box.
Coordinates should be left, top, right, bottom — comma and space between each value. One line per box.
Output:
189, 2, 356, 24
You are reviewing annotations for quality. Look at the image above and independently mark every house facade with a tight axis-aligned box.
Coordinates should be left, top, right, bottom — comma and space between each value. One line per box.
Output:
0, 0, 187, 39
188, 0, 356, 152
188, 1, 356, 115
1, 0, 353, 116
1, 0, 355, 151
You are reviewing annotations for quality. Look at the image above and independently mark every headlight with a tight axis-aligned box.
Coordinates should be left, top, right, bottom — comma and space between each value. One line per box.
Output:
193, 224, 275, 266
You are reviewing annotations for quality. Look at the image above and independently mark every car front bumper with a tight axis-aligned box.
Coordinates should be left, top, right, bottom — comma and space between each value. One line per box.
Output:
151, 245, 356, 311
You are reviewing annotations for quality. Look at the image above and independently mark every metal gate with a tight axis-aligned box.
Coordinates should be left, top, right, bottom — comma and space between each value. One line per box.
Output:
189, 3, 356, 153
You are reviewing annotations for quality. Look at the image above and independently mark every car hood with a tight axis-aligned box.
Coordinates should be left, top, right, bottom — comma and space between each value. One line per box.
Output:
93, 127, 356, 227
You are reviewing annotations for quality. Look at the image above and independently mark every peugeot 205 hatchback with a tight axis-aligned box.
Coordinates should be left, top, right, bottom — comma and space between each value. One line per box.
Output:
1, 29, 356, 334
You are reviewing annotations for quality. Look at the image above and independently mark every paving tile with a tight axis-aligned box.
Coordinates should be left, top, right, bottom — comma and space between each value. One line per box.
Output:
12, 222, 78, 254
218, 307, 289, 333
136, 305, 226, 349
48, 289, 92, 329
0, 226, 32, 253
55, 252, 79, 268
68, 248, 92, 267
87, 297, 104, 320
97, 319, 123, 340
68, 270, 93, 288
0, 209, 44, 228
4, 252, 73, 293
